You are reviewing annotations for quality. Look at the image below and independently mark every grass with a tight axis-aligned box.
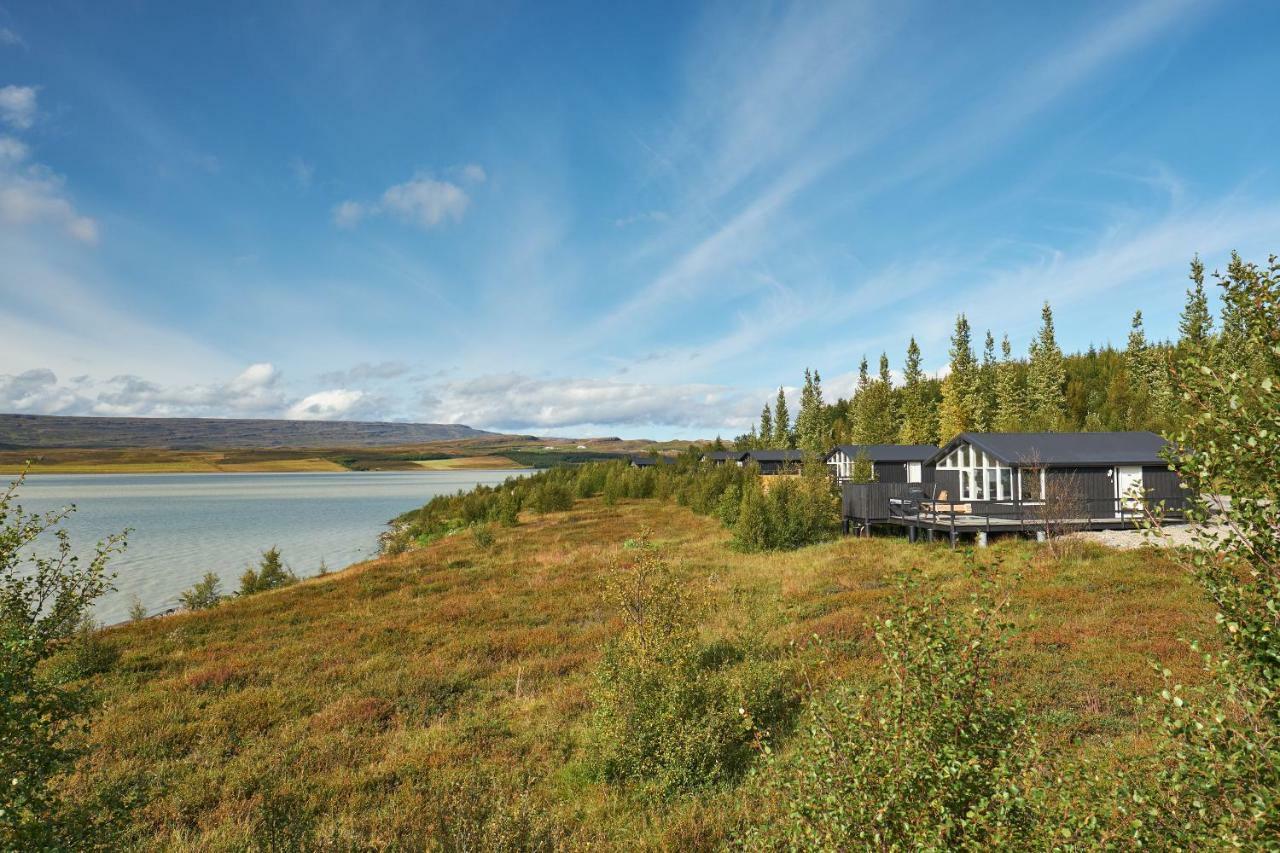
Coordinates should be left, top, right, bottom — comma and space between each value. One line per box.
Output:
65, 499, 1214, 848
411, 455, 529, 470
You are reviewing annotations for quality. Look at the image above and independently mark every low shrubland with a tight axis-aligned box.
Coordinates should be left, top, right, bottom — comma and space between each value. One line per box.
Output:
384, 454, 840, 556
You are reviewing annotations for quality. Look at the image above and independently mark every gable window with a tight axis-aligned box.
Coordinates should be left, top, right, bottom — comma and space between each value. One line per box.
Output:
948, 443, 1014, 501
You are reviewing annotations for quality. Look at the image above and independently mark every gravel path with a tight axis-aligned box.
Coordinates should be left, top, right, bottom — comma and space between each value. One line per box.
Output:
1069, 522, 1225, 550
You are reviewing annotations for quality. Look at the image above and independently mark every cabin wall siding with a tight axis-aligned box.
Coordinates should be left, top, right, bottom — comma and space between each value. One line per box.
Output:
1045, 466, 1117, 514
1143, 466, 1187, 508
933, 469, 961, 499
874, 462, 909, 483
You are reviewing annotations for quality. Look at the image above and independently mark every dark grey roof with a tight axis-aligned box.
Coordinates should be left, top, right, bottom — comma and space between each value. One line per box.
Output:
931, 432, 1170, 467
826, 444, 938, 463
630, 454, 675, 466
742, 449, 804, 463
702, 450, 744, 461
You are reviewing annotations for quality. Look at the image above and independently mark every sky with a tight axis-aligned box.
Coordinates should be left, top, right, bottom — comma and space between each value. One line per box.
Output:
1, 1, 1279, 439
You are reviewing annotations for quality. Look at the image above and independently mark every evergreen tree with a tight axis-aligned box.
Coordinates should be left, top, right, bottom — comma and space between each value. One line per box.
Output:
851, 356, 896, 443
976, 330, 997, 431
993, 334, 1028, 432
1026, 302, 1066, 431
796, 369, 829, 454
938, 314, 979, 441
758, 404, 773, 449
1179, 254, 1213, 349
772, 387, 792, 448
1124, 310, 1153, 430
898, 338, 938, 444
877, 353, 897, 440
712, 435, 726, 452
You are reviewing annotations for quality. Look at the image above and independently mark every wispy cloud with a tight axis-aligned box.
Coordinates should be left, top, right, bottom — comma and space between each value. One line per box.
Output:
0, 84, 37, 129
333, 169, 479, 231
0, 140, 99, 243
0, 28, 23, 48
419, 372, 760, 432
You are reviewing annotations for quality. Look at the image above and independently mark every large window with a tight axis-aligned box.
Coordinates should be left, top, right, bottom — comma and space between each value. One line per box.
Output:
938, 442, 1026, 502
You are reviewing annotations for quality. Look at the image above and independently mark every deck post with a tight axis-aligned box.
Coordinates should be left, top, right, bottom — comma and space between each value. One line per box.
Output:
1036, 530, 1046, 543
977, 531, 988, 548
926, 528, 934, 543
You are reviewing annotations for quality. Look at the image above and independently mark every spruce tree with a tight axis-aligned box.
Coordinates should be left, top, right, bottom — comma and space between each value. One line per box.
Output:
758, 404, 773, 449
993, 334, 1028, 432
1179, 254, 1213, 349
772, 387, 792, 448
898, 338, 937, 444
1026, 302, 1066, 431
976, 330, 997, 431
877, 353, 897, 440
1124, 310, 1153, 430
938, 314, 979, 440
796, 369, 828, 454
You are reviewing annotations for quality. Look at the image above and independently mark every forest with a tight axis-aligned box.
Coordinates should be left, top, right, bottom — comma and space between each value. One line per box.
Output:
733, 254, 1228, 452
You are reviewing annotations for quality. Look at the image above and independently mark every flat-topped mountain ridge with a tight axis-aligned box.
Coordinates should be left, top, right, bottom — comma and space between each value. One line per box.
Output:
0, 413, 493, 450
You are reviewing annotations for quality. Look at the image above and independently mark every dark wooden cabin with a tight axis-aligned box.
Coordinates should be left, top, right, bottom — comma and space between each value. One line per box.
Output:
738, 449, 804, 475
840, 431, 1188, 544
825, 444, 939, 484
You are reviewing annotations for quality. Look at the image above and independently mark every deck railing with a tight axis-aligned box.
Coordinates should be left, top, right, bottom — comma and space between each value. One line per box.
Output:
886, 494, 1188, 536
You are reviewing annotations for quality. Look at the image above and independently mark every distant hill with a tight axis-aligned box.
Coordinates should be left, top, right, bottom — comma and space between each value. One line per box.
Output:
0, 414, 494, 450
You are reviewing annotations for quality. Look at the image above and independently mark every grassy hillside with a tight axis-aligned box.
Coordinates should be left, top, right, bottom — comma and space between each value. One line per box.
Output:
65, 498, 1213, 849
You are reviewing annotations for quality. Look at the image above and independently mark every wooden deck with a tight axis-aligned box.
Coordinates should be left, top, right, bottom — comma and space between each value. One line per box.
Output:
843, 491, 1186, 548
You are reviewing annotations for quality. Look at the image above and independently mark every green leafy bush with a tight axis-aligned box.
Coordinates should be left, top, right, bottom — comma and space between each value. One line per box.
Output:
589, 540, 796, 794
2, 472, 126, 849
743, 563, 1044, 849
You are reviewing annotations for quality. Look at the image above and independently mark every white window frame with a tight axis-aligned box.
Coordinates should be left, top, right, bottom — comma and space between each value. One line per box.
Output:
947, 442, 1019, 502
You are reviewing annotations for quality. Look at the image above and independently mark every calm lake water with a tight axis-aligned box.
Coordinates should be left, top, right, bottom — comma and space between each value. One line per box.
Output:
11, 470, 529, 624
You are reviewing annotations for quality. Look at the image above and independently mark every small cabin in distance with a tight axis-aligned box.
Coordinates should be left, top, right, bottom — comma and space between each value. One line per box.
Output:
701, 450, 743, 466
825, 444, 939, 484
738, 449, 804, 475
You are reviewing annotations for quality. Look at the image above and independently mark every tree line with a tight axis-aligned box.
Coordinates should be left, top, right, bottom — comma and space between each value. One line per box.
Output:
733, 254, 1234, 450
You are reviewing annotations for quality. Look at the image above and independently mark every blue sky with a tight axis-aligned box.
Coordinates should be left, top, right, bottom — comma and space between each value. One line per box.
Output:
2, 1, 1278, 439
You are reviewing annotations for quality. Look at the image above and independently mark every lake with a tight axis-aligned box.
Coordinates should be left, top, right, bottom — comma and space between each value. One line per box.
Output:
9, 470, 529, 624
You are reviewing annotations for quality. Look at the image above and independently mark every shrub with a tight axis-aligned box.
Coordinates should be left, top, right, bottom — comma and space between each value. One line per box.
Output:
179, 572, 224, 610
743, 563, 1044, 849
472, 524, 495, 550
2, 471, 126, 849
531, 482, 574, 514
238, 547, 296, 596
589, 539, 795, 794
1087, 252, 1280, 847
126, 595, 146, 622
47, 617, 120, 682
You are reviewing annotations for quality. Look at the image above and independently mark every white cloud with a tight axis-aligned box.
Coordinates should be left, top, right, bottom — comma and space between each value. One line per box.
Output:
0, 160, 100, 244
331, 199, 366, 228
0, 28, 21, 47
419, 372, 760, 432
333, 169, 477, 231
0, 135, 26, 164
286, 388, 367, 420
318, 361, 411, 384
0, 363, 290, 418
0, 84, 36, 129
454, 163, 486, 183
379, 175, 470, 228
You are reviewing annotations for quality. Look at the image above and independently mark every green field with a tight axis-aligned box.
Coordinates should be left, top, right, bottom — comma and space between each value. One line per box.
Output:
62, 497, 1213, 848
